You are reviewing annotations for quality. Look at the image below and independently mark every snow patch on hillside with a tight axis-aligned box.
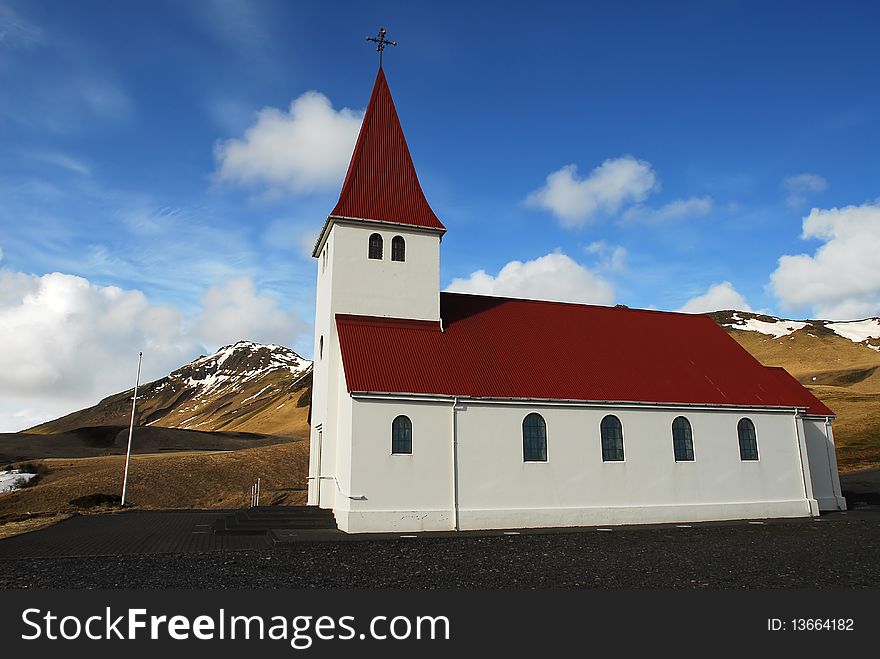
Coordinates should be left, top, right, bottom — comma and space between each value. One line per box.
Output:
183, 370, 235, 393
723, 312, 880, 351
827, 319, 880, 351
187, 341, 311, 379
242, 385, 273, 404
727, 313, 807, 338
0, 470, 36, 494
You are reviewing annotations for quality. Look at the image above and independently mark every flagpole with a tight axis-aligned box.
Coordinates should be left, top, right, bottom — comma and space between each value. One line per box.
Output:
121, 351, 142, 507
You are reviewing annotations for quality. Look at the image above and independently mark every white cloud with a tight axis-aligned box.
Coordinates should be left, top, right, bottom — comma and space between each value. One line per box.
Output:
446, 252, 615, 305
195, 276, 306, 348
783, 173, 828, 208
679, 282, 752, 314
214, 91, 364, 195
0, 270, 197, 431
526, 156, 658, 228
770, 202, 880, 319
585, 241, 627, 272
622, 196, 713, 224
0, 270, 308, 431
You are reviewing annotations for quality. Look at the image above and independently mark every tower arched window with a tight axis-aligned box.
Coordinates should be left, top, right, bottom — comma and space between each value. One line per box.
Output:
672, 416, 695, 461
391, 415, 412, 454
600, 415, 624, 461
522, 413, 547, 462
391, 235, 406, 262
368, 233, 383, 260
737, 418, 759, 461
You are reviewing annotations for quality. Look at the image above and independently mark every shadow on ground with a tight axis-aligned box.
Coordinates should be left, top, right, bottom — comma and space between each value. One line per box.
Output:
841, 468, 880, 508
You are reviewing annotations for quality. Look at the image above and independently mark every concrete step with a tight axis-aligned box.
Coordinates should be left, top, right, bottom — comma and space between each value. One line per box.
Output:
238, 511, 334, 520
213, 506, 337, 535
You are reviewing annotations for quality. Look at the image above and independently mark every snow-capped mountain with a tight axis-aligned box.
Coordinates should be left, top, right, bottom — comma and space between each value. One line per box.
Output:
28, 341, 313, 436
711, 310, 880, 351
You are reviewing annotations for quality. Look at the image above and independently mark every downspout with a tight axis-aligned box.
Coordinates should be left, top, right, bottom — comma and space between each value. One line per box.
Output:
824, 416, 845, 510
792, 411, 818, 517
451, 396, 460, 531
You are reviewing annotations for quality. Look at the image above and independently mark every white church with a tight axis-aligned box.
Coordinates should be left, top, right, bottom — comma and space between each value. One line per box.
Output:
307, 65, 847, 534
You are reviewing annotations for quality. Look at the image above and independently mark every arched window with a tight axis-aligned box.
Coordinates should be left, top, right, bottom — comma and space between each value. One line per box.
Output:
391, 415, 412, 454
522, 413, 547, 462
600, 415, 624, 461
391, 235, 406, 262
368, 233, 383, 260
672, 416, 694, 461
737, 418, 759, 461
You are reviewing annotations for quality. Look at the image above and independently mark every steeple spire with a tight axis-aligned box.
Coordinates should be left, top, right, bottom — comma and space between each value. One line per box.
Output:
327, 67, 446, 234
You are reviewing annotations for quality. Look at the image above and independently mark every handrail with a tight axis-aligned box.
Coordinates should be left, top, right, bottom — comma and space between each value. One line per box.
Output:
306, 475, 366, 500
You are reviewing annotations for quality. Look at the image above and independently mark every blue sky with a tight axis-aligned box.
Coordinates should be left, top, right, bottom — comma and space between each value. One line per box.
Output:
1, 0, 879, 429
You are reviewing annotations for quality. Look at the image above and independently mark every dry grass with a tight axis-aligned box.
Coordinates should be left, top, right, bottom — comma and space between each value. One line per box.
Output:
0, 514, 72, 540
0, 439, 310, 520
732, 328, 880, 390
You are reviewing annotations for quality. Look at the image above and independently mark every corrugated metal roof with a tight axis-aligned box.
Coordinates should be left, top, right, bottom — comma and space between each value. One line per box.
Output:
329, 67, 446, 232
336, 292, 834, 416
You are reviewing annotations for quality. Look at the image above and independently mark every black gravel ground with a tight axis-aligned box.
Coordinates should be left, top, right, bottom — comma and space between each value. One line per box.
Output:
1, 515, 878, 589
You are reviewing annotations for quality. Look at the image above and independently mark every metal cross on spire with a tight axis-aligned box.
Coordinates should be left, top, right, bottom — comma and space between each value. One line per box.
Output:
366, 27, 397, 67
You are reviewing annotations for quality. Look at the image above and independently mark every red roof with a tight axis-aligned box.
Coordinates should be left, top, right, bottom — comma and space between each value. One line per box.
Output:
329, 67, 446, 232
336, 292, 834, 416
763, 366, 833, 416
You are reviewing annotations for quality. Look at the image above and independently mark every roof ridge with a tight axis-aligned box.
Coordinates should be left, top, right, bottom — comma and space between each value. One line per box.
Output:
440, 290, 712, 319
336, 314, 441, 331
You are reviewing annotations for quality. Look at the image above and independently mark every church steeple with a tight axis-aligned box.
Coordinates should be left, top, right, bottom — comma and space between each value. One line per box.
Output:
316, 67, 445, 255
309, 62, 444, 333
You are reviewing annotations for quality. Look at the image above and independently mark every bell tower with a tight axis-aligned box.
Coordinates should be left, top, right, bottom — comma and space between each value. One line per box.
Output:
307, 64, 446, 508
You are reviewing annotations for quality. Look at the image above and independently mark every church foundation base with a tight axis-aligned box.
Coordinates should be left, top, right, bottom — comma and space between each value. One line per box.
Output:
335, 509, 454, 533
458, 500, 815, 530
333, 499, 815, 533
816, 495, 847, 511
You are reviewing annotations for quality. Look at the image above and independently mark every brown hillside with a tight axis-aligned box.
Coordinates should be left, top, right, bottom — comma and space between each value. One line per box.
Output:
0, 425, 289, 463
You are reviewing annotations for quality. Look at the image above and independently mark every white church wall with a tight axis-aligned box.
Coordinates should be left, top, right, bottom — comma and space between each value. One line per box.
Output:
802, 417, 847, 511
331, 359, 355, 519
337, 397, 818, 533
308, 229, 336, 507
338, 398, 454, 533
314, 395, 339, 508
455, 404, 814, 530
